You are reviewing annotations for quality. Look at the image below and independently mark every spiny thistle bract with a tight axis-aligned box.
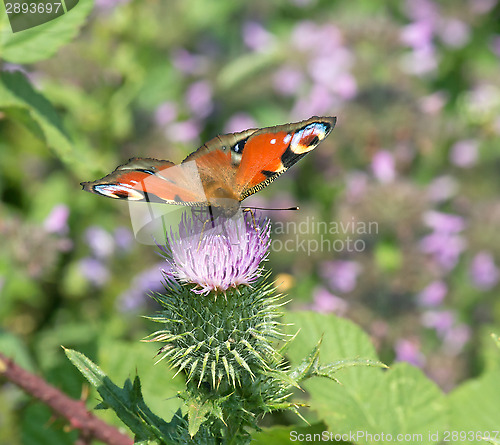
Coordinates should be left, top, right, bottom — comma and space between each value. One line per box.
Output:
144, 210, 301, 443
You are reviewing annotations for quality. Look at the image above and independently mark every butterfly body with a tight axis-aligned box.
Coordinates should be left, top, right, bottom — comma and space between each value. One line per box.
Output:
81, 116, 336, 217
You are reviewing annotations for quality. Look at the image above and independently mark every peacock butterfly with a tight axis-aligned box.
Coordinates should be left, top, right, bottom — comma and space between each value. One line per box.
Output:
81, 116, 336, 217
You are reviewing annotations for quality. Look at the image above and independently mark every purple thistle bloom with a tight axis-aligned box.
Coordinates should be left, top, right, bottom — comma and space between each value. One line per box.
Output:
243, 21, 275, 52
421, 309, 455, 336
394, 338, 426, 367
164, 119, 201, 144
119, 263, 169, 311
310, 286, 348, 315
469, 251, 500, 290
44, 204, 69, 235
79, 257, 110, 287
224, 113, 258, 133
449, 139, 479, 168
419, 232, 466, 271
442, 323, 471, 354
114, 227, 134, 252
423, 211, 466, 233
417, 280, 447, 307
154, 102, 177, 126
85, 226, 115, 259
426, 175, 458, 202
273, 66, 305, 96
320, 260, 361, 294
185, 80, 213, 118
160, 211, 271, 295
371, 150, 396, 183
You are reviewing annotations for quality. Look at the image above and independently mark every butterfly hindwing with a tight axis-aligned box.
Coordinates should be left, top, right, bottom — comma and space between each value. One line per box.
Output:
81, 157, 209, 205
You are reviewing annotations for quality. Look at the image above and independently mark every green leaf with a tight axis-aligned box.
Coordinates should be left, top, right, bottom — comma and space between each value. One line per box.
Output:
0, 71, 83, 171
448, 371, 500, 445
22, 403, 77, 445
0, 330, 36, 372
0, 0, 94, 64
284, 312, 447, 443
492, 333, 500, 350
184, 394, 227, 438
252, 423, 341, 445
64, 348, 178, 444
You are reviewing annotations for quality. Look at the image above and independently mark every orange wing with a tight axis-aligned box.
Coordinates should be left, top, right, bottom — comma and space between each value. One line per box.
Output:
81, 158, 209, 205
234, 116, 336, 199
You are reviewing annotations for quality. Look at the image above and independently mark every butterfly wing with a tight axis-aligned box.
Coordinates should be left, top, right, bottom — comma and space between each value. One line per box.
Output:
81, 157, 209, 206
234, 116, 336, 200
81, 116, 336, 208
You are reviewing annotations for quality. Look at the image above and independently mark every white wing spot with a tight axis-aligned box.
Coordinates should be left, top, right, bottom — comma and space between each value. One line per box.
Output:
283, 134, 292, 144
270, 138, 276, 144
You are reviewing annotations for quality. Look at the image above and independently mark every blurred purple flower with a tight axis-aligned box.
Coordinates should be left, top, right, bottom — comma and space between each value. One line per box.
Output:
44, 204, 69, 235
427, 175, 458, 202
165, 119, 200, 144
442, 323, 471, 354
273, 66, 305, 96
423, 211, 466, 233
243, 21, 274, 52
310, 286, 348, 315
114, 227, 134, 252
321, 260, 361, 293
154, 102, 177, 126
404, 0, 439, 23
400, 21, 434, 50
438, 19, 470, 48
185, 80, 213, 118
469, 0, 497, 14
394, 338, 426, 367
469, 251, 500, 290
420, 232, 466, 271
344, 172, 369, 202
400, 46, 438, 76
331, 73, 357, 100
95, 0, 130, 10
421, 309, 455, 336
119, 263, 167, 311
371, 150, 396, 183
490, 35, 500, 57
224, 113, 258, 133
291, 84, 336, 119
79, 257, 110, 287
172, 49, 208, 75
291, 0, 316, 6
308, 49, 354, 87
449, 139, 479, 168
85, 226, 115, 259
160, 211, 271, 295
291, 21, 342, 53
418, 91, 447, 115
417, 280, 447, 307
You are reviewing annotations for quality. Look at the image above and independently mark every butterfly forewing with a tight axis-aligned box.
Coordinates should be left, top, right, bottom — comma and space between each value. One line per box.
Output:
235, 116, 336, 200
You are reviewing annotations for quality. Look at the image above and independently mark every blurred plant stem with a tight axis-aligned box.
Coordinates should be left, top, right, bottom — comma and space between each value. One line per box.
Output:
0, 352, 133, 445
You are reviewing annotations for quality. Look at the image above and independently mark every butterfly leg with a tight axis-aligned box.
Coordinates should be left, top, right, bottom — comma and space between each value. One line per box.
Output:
243, 208, 264, 244
196, 206, 216, 251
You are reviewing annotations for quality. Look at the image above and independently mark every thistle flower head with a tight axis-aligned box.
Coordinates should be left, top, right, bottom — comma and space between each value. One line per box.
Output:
160, 210, 271, 295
